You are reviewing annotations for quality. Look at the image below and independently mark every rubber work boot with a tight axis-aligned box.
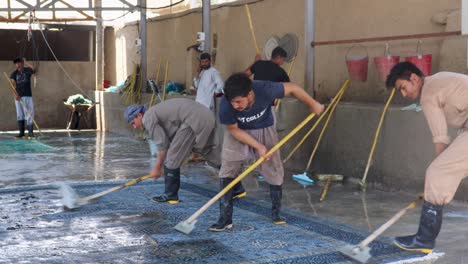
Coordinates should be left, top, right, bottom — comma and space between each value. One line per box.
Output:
270, 185, 287, 225
15, 120, 25, 138
150, 166, 180, 204
232, 181, 247, 200
27, 124, 34, 138
209, 178, 234, 232
394, 200, 443, 254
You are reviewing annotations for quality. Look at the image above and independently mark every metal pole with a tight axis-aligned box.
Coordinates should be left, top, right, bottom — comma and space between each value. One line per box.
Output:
140, 0, 147, 89
305, 0, 315, 96
89, 30, 94, 62
95, 0, 104, 91
202, 0, 211, 53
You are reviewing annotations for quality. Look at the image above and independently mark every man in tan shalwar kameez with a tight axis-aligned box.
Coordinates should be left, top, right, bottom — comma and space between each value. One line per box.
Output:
386, 62, 468, 253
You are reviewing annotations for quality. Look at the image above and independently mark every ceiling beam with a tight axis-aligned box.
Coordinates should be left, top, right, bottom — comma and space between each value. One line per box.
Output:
58, 0, 93, 19
0, 0, 139, 22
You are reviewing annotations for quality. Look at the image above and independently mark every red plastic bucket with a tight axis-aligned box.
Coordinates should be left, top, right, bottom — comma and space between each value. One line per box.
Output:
346, 56, 369, 81
405, 54, 432, 76
103, 79, 110, 88
374, 56, 400, 81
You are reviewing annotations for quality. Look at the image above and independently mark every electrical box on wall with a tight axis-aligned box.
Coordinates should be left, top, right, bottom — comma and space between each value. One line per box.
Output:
135, 38, 142, 53
197, 32, 205, 51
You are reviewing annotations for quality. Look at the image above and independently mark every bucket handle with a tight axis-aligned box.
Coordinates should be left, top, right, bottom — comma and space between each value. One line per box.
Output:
384, 43, 392, 59
345, 43, 368, 60
415, 40, 423, 59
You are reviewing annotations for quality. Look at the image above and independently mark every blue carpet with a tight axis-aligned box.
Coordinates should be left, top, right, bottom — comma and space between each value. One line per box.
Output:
29, 181, 432, 264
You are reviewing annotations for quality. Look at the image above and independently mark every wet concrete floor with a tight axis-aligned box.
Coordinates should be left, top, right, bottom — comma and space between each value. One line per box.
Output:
0, 131, 467, 263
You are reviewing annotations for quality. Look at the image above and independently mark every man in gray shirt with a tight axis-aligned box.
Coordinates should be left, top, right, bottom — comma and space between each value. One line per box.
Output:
125, 98, 244, 204
125, 99, 218, 203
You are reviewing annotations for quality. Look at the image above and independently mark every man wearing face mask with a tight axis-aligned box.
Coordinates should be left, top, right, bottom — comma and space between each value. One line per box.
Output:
194, 53, 224, 111
386, 62, 468, 253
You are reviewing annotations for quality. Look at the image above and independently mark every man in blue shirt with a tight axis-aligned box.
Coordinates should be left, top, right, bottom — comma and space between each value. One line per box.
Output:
209, 73, 324, 231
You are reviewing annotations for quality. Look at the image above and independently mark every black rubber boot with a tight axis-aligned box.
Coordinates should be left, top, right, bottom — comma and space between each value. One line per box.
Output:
27, 124, 34, 138
232, 181, 247, 200
151, 166, 180, 204
394, 200, 443, 254
209, 178, 234, 232
15, 120, 25, 138
270, 185, 287, 225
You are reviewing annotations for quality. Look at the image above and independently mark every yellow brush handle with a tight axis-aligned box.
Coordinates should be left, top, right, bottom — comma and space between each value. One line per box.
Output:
149, 93, 156, 107
245, 4, 260, 54
275, 57, 297, 112
283, 80, 351, 163
184, 112, 317, 224
358, 196, 423, 250
360, 88, 396, 188
319, 177, 332, 202
3, 72, 43, 136
305, 80, 349, 171
162, 60, 169, 101
156, 58, 162, 84
149, 59, 163, 106
80, 174, 152, 203
287, 56, 296, 76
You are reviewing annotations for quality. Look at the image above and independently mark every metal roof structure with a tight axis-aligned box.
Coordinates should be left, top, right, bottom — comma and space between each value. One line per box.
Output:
0, 0, 187, 23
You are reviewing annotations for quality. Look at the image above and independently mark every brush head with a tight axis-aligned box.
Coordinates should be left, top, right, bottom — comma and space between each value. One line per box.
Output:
316, 174, 344, 182
58, 182, 80, 209
174, 220, 197, 235
292, 173, 314, 188
338, 245, 371, 263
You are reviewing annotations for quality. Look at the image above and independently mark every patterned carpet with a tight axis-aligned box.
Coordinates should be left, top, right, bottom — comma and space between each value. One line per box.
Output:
0, 181, 440, 264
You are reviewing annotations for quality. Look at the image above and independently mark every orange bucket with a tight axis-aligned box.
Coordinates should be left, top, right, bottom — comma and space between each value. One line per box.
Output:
346, 44, 368, 81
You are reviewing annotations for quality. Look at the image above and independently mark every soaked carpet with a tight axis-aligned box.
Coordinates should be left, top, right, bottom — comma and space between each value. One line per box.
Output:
0, 181, 441, 264
0, 140, 55, 153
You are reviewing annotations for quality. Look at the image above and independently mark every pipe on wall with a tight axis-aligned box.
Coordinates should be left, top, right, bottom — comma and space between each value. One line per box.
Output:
202, 0, 211, 53
305, 0, 315, 97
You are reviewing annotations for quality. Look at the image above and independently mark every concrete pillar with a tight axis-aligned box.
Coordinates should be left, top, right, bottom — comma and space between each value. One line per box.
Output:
139, 0, 147, 90
202, 0, 211, 53
305, 0, 315, 96
95, 0, 104, 91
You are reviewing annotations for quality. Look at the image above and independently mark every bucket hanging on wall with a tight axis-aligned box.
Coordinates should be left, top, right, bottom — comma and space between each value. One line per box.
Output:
346, 44, 368, 82
374, 43, 400, 82
405, 40, 432, 76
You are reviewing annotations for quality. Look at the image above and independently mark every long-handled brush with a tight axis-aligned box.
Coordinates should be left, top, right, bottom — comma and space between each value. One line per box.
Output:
339, 196, 423, 263
317, 174, 344, 202
61, 174, 152, 209
359, 88, 396, 191
283, 80, 350, 165
174, 111, 318, 235
244, 1, 260, 55
291, 80, 350, 185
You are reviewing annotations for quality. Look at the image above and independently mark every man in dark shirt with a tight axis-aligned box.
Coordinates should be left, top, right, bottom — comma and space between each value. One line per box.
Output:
209, 73, 324, 232
10, 57, 37, 138
245, 46, 290, 83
